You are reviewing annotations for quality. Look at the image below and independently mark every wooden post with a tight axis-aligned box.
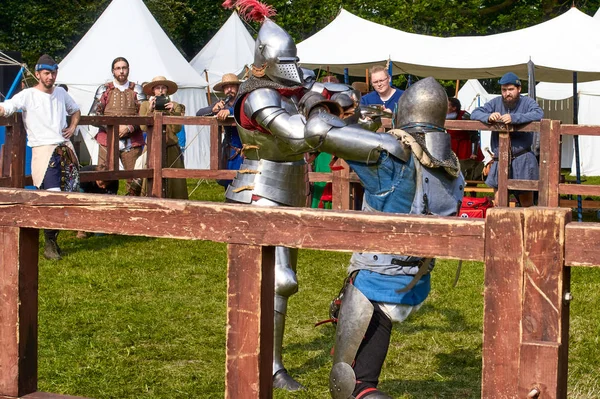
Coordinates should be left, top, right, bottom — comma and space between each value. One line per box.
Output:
10, 114, 26, 188
518, 208, 570, 399
209, 119, 220, 171
539, 120, 562, 207
332, 159, 350, 210
150, 112, 164, 198
496, 131, 510, 206
0, 227, 39, 397
482, 208, 525, 398
106, 124, 120, 172
226, 244, 274, 399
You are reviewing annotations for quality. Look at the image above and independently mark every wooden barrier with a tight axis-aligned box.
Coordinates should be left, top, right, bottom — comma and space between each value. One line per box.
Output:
0, 190, 595, 398
1, 114, 600, 398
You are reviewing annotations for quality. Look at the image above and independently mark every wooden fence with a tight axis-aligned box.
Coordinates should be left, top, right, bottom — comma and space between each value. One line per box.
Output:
1, 114, 600, 398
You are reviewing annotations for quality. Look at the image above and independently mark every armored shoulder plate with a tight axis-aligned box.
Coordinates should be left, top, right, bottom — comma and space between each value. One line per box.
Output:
133, 83, 147, 102
243, 88, 283, 120
94, 84, 107, 99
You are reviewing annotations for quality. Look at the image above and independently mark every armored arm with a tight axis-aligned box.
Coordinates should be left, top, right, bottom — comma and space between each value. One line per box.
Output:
244, 88, 311, 153
304, 113, 409, 164
88, 84, 107, 119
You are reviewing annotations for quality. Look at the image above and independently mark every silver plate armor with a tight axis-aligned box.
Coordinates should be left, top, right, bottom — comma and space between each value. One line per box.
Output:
395, 77, 454, 165
304, 112, 410, 163
329, 284, 374, 399
225, 158, 308, 206
254, 18, 303, 86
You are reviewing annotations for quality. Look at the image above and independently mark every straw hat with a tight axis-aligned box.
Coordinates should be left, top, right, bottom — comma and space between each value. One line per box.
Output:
214, 73, 242, 92
143, 76, 178, 96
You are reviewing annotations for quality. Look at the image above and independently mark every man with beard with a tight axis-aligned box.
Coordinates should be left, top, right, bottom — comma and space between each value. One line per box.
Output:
89, 57, 146, 195
470, 72, 543, 207
196, 73, 243, 188
0, 54, 81, 260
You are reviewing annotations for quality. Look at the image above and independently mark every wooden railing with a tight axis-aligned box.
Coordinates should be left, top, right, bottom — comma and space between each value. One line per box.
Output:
1, 114, 600, 398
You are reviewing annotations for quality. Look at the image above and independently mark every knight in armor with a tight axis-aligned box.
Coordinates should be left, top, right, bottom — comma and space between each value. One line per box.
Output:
222, 0, 367, 391
89, 56, 147, 196
303, 78, 464, 399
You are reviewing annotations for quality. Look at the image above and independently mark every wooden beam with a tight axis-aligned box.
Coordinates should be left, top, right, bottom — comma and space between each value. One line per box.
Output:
559, 124, 600, 136
518, 208, 570, 399
558, 183, 600, 197
506, 179, 539, 192
0, 227, 38, 397
9, 114, 26, 188
149, 112, 164, 198
225, 245, 274, 399
496, 132, 510, 207
482, 208, 524, 398
331, 159, 350, 211
0, 189, 486, 261
565, 222, 600, 267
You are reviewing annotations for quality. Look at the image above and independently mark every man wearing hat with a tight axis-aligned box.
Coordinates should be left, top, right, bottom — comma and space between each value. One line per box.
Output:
138, 76, 187, 199
89, 57, 146, 196
196, 73, 243, 189
0, 54, 81, 260
471, 72, 544, 207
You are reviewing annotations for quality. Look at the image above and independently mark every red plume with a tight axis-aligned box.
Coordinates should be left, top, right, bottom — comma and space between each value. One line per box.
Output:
222, 0, 276, 22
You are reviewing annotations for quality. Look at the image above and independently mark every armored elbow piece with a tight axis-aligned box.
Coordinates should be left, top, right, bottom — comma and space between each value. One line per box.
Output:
298, 91, 343, 118
304, 113, 409, 164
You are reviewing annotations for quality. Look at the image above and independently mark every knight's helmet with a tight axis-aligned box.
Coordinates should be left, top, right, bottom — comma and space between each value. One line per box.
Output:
253, 18, 303, 85
395, 77, 454, 166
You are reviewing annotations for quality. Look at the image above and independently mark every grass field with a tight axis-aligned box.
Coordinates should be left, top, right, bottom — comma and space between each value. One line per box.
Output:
35, 180, 600, 398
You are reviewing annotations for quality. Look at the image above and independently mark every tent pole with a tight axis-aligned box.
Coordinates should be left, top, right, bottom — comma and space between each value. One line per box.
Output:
573, 71, 582, 222
205, 70, 212, 106
344, 68, 349, 85
6, 67, 24, 100
454, 80, 460, 97
365, 68, 369, 86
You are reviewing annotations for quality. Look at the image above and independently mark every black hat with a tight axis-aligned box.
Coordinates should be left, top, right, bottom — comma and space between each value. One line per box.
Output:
35, 54, 58, 72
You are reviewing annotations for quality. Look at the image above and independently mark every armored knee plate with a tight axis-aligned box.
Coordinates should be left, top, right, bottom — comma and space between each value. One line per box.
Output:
275, 246, 298, 299
329, 284, 374, 399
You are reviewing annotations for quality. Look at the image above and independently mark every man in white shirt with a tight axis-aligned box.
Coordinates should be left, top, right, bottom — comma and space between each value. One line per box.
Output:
0, 54, 81, 260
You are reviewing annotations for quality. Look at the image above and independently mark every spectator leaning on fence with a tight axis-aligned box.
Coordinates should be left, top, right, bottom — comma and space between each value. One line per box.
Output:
138, 76, 188, 199
360, 65, 404, 115
0, 54, 81, 260
470, 72, 543, 207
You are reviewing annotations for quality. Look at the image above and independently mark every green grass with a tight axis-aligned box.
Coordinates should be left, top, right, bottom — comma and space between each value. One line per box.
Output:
36, 180, 600, 398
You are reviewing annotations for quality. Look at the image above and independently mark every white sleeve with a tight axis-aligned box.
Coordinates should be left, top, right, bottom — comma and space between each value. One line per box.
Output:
64, 91, 80, 115
0, 91, 27, 116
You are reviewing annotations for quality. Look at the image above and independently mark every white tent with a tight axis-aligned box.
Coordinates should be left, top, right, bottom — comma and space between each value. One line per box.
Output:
298, 8, 600, 83
535, 8, 600, 176
190, 11, 255, 90
57, 0, 211, 169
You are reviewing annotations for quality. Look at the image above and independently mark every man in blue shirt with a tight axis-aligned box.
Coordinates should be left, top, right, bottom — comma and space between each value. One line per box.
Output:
360, 65, 403, 115
470, 72, 543, 207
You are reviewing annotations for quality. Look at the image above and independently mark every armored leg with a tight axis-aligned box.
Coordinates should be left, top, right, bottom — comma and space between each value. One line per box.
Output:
272, 246, 305, 391
329, 284, 374, 399
43, 229, 61, 260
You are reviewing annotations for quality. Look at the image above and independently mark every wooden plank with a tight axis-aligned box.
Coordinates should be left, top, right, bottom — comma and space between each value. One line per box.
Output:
0, 189, 486, 261
506, 179, 539, 192
149, 112, 164, 198
162, 169, 236, 180
106, 124, 119, 172
79, 115, 153, 125
482, 208, 524, 398
445, 119, 540, 133
557, 183, 600, 196
10, 114, 26, 188
559, 124, 600, 136
565, 222, 600, 267
0, 227, 38, 397
496, 132, 510, 207
558, 199, 600, 209
209, 119, 220, 171
543, 120, 562, 207
519, 208, 570, 399
226, 245, 274, 399
331, 159, 350, 210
